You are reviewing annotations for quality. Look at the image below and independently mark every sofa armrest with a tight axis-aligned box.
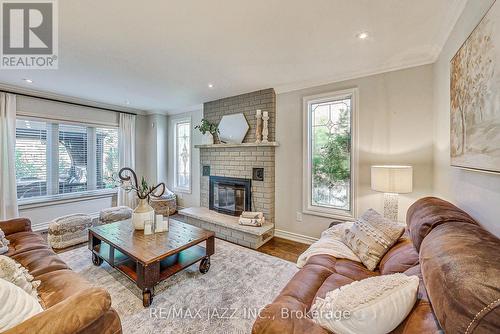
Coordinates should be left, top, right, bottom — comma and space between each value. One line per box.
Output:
0, 218, 32, 235
4, 288, 113, 334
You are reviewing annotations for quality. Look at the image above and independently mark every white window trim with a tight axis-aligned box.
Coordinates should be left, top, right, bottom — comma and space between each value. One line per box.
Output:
173, 117, 192, 194
18, 188, 117, 208
302, 88, 359, 221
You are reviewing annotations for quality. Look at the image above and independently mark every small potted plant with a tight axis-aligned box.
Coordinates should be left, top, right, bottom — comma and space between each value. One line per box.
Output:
195, 119, 220, 144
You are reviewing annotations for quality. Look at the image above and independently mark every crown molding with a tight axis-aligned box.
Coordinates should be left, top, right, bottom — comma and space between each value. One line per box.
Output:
0, 83, 147, 115
274, 58, 435, 94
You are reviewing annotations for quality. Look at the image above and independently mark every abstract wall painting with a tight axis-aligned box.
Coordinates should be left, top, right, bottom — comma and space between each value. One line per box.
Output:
450, 1, 500, 173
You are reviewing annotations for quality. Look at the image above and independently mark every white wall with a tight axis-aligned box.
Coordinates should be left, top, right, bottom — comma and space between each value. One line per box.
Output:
167, 109, 203, 209
275, 65, 434, 239
433, 0, 500, 237
134, 114, 169, 185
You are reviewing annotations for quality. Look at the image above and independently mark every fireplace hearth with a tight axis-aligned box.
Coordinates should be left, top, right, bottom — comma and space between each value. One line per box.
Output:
209, 176, 251, 216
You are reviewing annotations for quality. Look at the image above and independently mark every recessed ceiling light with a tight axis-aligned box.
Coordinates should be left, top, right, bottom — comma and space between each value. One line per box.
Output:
357, 32, 369, 40
208, 83, 214, 89
23, 78, 33, 83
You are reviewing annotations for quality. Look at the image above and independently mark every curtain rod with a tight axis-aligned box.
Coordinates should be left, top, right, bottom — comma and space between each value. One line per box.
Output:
0, 89, 138, 116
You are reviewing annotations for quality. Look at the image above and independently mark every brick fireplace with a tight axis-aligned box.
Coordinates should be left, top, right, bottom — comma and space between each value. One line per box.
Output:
199, 88, 276, 224
179, 89, 277, 249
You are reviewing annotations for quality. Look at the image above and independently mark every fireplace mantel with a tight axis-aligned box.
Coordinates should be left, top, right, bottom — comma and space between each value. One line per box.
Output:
194, 142, 279, 149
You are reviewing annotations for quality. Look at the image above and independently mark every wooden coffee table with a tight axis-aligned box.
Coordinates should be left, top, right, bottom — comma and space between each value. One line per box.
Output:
88, 219, 215, 307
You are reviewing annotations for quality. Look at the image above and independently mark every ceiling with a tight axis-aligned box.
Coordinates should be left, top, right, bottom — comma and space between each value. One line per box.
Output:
0, 0, 467, 114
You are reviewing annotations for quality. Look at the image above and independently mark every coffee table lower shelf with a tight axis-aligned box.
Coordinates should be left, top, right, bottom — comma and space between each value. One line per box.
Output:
90, 239, 213, 307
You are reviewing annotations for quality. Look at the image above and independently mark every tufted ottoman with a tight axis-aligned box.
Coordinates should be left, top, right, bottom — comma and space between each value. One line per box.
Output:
97, 206, 133, 226
47, 214, 92, 249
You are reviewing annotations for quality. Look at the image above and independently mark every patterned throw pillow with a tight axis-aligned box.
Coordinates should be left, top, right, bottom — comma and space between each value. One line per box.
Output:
0, 229, 9, 254
0, 256, 40, 299
343, 209, 404, 270
310, 273, 419, 334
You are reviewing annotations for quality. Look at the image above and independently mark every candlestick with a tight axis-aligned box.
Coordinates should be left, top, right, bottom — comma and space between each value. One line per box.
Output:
255, 109, 262, 143
262, 111, 269, 143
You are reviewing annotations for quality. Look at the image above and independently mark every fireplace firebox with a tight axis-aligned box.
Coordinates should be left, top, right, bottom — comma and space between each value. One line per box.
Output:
209, 176, 251, 216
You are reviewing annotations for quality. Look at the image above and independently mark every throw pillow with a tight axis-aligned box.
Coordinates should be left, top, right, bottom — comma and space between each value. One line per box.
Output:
0, 278, 43, 332
0, 228, 9, 254
310, 273, 419, 334
0, 255, 40, 299
343, 209, 404, 270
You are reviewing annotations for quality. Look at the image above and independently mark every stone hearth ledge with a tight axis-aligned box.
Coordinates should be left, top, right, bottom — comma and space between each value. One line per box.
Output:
179, 207, 274, 249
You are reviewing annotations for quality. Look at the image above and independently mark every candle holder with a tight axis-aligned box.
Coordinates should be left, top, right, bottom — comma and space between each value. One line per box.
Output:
262, 111, 269, 143
255, 109, 262, 143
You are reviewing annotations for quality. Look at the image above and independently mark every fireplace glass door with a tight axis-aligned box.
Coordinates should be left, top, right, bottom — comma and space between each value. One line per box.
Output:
213, 183, 245, 215
209, 176, 251, 216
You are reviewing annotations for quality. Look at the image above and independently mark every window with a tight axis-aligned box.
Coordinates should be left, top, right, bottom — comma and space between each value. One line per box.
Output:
303, 89, 358, 219
15, 118, 119, 202
174, 119, 191, 193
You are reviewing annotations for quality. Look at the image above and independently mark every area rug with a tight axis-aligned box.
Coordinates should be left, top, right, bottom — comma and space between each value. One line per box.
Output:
59, 238, 298, 334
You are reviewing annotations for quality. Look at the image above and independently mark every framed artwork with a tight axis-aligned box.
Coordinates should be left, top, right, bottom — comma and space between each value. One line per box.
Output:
450, 1, 500, 173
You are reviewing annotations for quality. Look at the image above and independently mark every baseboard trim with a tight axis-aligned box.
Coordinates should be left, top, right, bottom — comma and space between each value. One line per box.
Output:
274, 229, 318, 245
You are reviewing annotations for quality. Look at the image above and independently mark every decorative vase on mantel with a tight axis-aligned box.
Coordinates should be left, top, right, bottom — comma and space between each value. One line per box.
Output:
118, 167, 165, 231
132, 198, 155, 230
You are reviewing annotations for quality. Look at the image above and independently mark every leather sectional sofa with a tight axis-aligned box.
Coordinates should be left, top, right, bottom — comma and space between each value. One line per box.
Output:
1, 218, 122, 334
253, 197, 500, 333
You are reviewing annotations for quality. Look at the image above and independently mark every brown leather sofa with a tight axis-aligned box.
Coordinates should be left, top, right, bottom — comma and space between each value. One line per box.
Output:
1, 218, 122, 334
253, 197, 500, 333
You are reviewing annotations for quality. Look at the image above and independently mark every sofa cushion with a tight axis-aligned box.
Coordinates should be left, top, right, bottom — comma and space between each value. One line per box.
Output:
379, 233, 419, 275
406, 197, 477, 251
36, 269, 92, 308
313, 259, 379, 302
11, 248, 69, 277
5, 232, 49, 257
420, 221, 500, 333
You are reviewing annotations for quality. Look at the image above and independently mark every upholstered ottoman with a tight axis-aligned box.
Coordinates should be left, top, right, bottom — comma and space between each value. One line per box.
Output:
150, 193, 177, 216
97, 206, 133, 226
47, 214, 92, 249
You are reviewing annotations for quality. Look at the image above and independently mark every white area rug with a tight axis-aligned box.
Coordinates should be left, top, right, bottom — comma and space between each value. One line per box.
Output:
59, 239, 298, 334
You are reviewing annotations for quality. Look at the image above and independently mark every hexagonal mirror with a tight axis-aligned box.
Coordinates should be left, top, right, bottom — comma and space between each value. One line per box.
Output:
218, 113, 249, 144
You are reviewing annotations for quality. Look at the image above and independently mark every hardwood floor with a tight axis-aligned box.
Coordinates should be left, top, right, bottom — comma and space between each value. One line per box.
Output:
257, 237, 309, 263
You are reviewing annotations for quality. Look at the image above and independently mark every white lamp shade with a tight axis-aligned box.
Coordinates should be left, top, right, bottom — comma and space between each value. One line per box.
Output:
371, 165, 413, 194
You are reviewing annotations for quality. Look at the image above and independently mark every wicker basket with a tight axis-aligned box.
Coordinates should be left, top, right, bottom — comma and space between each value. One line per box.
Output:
150, 194, 177, 216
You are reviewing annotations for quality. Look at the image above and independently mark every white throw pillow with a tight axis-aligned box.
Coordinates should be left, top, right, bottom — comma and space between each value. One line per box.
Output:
0, 278, 43, 332
0, 255, 40, 299
310, 273, 419, 334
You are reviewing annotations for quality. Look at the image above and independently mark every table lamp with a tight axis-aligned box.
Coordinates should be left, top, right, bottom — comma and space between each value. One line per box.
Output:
371, 165, 413, 221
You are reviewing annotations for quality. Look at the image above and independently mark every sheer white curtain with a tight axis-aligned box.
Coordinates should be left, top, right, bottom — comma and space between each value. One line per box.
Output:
0, 93, 18, 219
118, 113, 136, 208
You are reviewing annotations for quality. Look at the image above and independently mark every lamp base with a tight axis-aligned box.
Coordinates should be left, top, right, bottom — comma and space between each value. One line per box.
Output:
383, 193, 398, 222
